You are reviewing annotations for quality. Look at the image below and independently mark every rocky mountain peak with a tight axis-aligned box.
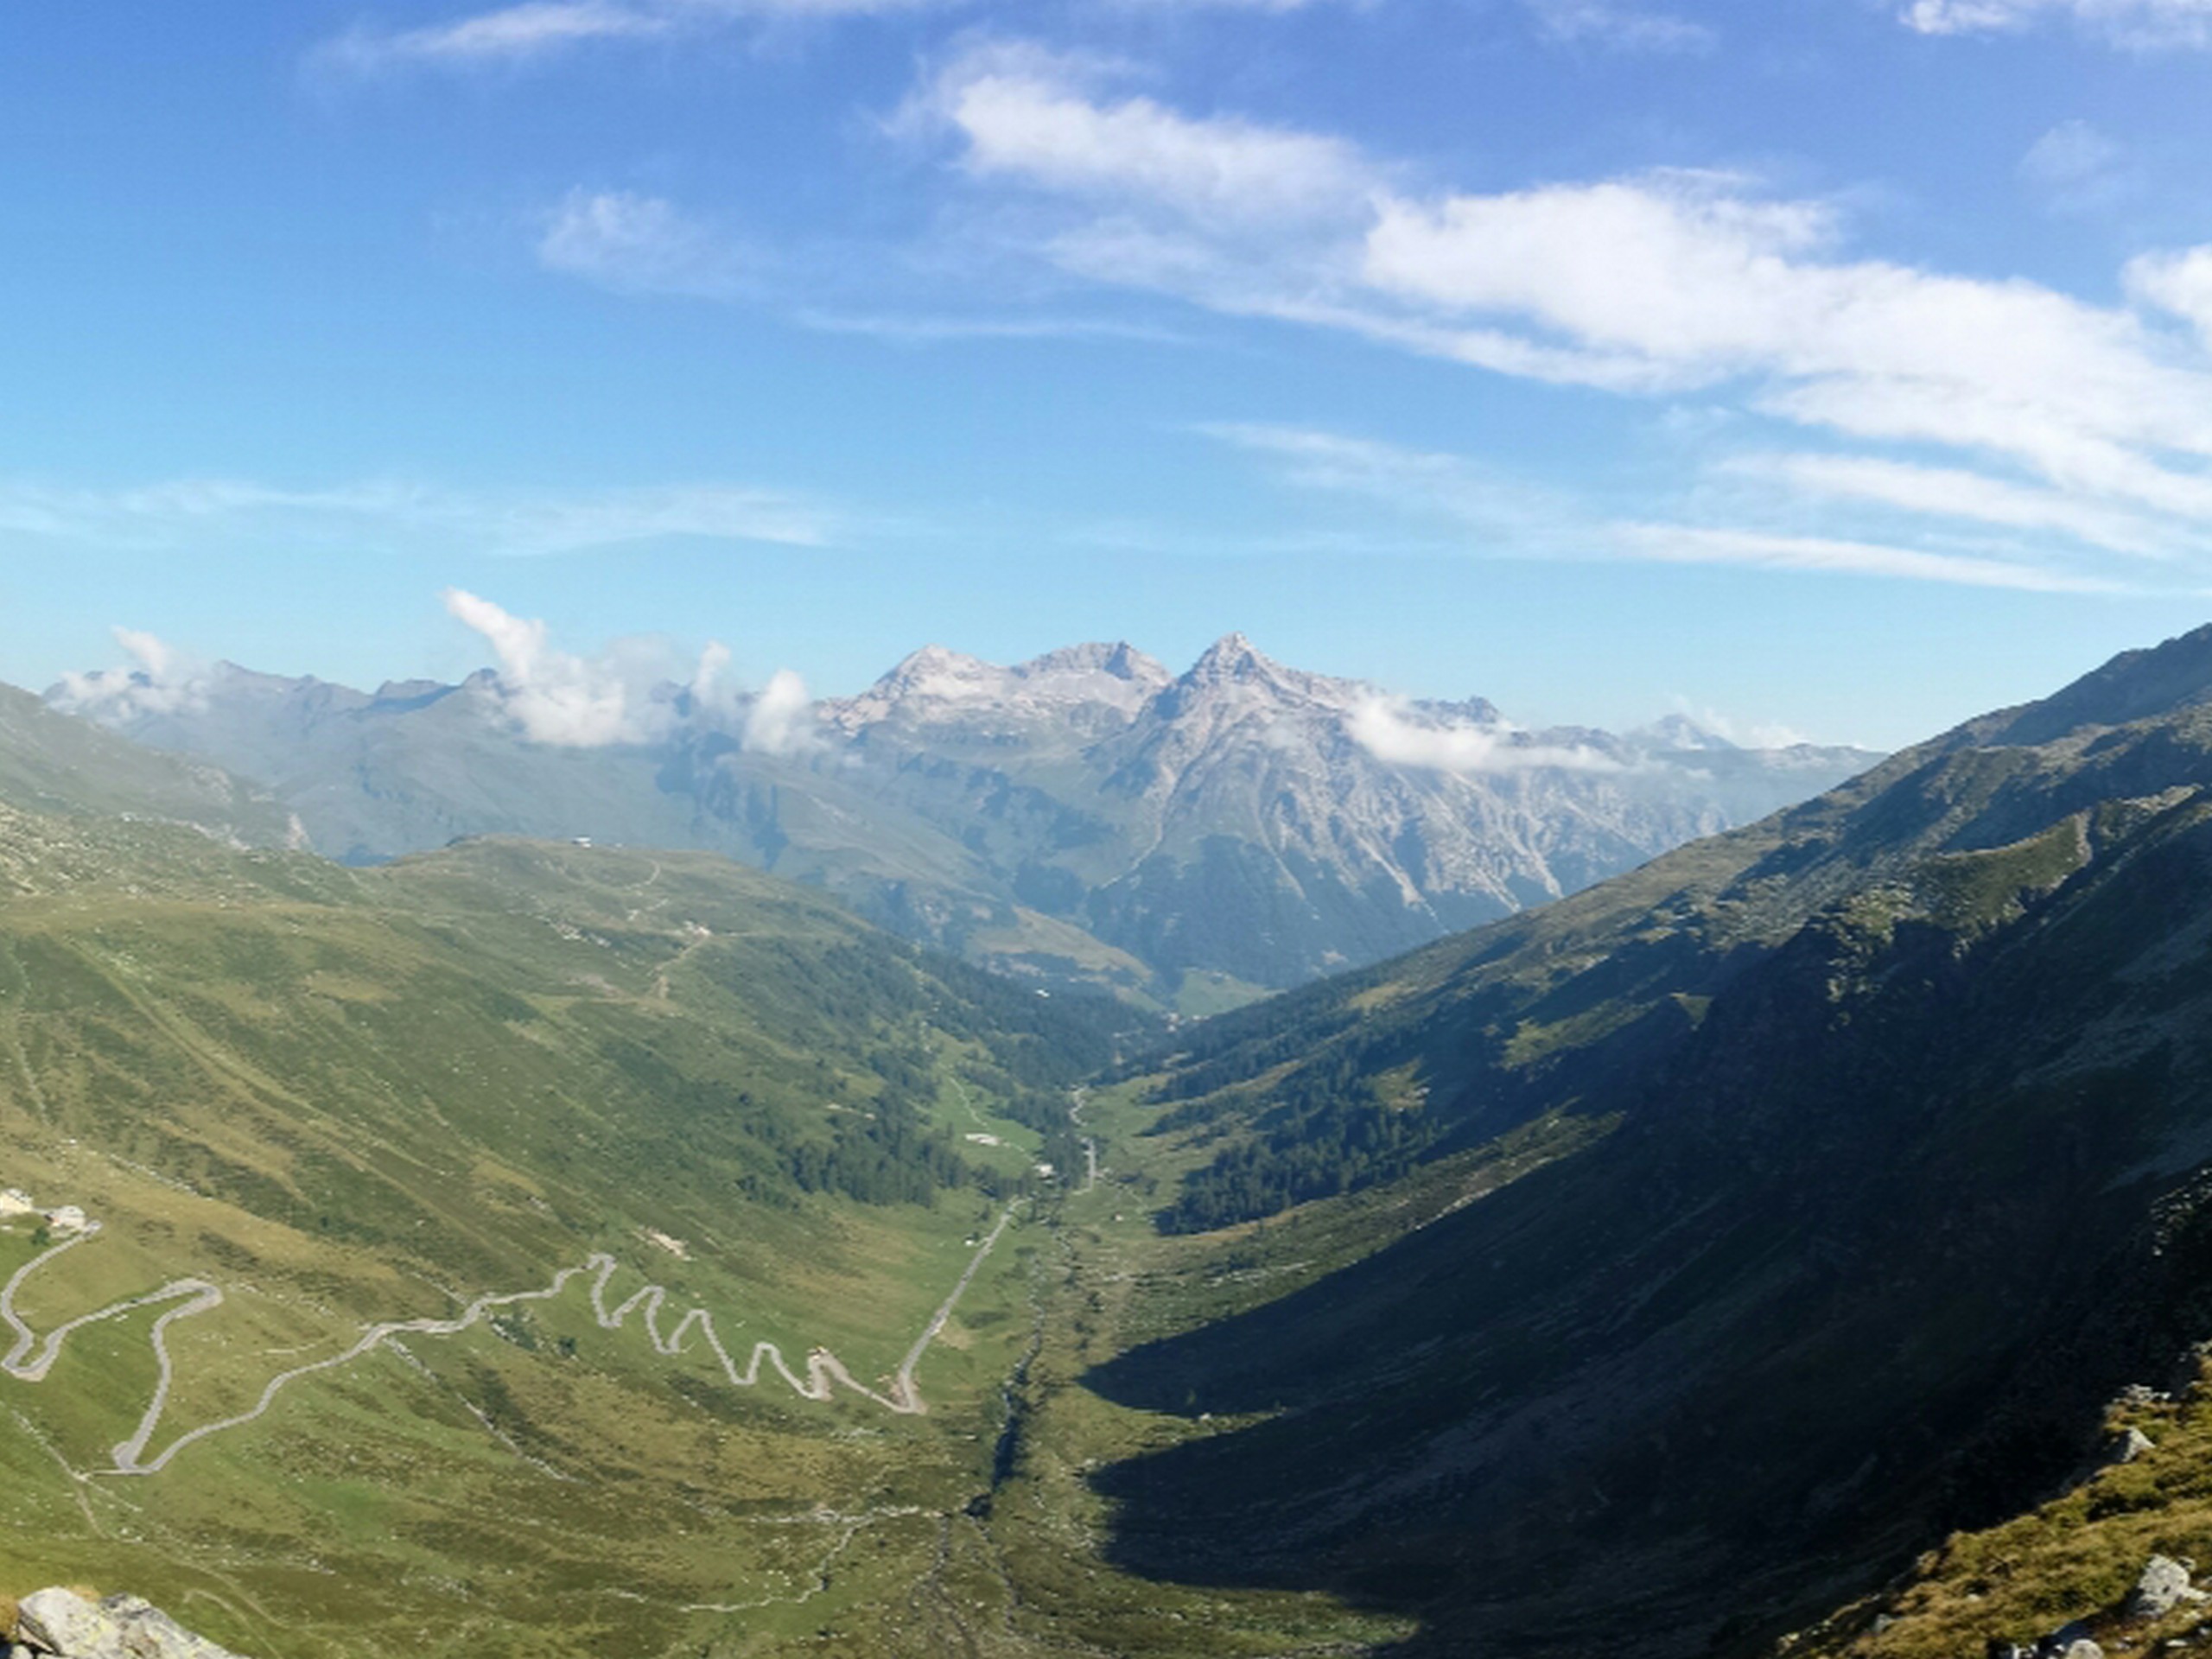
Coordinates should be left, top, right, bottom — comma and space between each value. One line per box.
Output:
875, 644, 997, 700
1017, 641, 1169, 687
1186, 632, 1271, 683
823, 640, 1171, 737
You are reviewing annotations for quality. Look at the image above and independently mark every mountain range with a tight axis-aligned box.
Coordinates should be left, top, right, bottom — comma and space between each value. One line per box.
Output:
1087, 620, 2212, 1654
47, 634, 1879, 1007
20, 626, 2212, 1657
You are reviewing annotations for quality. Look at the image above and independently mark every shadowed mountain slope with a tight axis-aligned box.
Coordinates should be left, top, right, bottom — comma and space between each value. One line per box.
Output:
1088, 623, 2212, 1656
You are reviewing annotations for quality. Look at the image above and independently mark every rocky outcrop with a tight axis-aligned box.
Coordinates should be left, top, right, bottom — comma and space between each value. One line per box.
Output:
2127, 1554, 2207, 1621
7, 1588, 247, 1659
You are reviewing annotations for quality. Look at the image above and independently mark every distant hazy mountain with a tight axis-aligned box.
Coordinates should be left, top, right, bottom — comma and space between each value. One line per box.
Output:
0, 682, 297, 848
47, 636, 1879, 1001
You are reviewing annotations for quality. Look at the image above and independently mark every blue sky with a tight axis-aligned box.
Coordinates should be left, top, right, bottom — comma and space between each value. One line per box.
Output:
7, 0, 2212, 747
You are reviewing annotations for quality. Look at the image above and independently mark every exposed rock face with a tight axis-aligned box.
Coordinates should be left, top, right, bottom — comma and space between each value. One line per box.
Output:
10, 1587, 247, 1659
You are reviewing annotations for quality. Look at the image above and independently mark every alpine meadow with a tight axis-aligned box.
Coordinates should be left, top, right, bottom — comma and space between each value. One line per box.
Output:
13, 3, 2212, 1659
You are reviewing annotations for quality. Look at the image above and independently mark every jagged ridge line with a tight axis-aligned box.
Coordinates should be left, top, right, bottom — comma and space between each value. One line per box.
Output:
2, 1207, 1014, 1475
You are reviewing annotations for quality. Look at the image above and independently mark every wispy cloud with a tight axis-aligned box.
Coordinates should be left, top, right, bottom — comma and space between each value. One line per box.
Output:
318, 2, 674, 71
1198, 423, 1577, 545
1204, 423, 2139, 593
1716, 452, 2183, 558
54, 600, 823, 756
792, 308, 1189, 344
1348, 696, 1624, 772
0, 477, 831, 558
537, 189, 755, 300
318, 0, 951, 73
1613, 524, 2126, 593
1522, 0, 1716, 53
1900, 0, 2212, 46
1105, 0, 1365, 10
2018, 119, 2138, 212
49, 629, 216, 725
442, 590, 826, 750
905, 45, 2212, 591
906, 40, 1382, 228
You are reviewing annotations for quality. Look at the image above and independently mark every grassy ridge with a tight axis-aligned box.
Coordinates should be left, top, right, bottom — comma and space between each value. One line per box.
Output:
0, 815, 1144, 1655
1777, 1362, 2212, 1658
1052, 629, 2212, 1656
0, 804, 1438, 1657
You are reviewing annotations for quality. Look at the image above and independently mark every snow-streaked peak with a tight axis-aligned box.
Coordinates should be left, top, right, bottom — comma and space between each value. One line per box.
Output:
874, 644, 995, 696
1629, 713, 1739, 753
823, 639, 1171, 734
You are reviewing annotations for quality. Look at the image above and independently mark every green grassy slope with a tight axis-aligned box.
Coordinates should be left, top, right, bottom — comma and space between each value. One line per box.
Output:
0, 810, 1185, 1656
1070, 624, 2212, 1656
1130, 628, 2212, 1233
1773, 1356, 2212, 1658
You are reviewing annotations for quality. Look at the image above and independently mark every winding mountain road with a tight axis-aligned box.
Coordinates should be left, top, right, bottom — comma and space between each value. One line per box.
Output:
2, 1205, 1015, 1477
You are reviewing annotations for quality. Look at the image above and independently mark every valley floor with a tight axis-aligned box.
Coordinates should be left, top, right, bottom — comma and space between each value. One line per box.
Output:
0, 1071, 1446, 1659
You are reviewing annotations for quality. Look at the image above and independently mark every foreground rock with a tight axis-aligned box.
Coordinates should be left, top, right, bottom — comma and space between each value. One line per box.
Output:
2126, 1554, 2206, 1620
8, 1587, 248, 1659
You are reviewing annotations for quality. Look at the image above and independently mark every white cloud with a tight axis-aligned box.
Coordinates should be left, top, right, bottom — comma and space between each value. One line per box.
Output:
1664, 697, 1815, 751
1901, 0, 2212, 46
55, 599, 816, 755
319, 0, 948, 72
445, 590, 811, 748
445, 588, 677, 745
320, 2, 669, 71
2127, 245, 2212, 348
1613, 524, 2124, 592
913, 59, 2212, 588
537, 190, 756, 301
49, 628, 214, 723
1522, 0, 1715, 52
741, 667, 820, 754
2020, 118, 2122, 188
908, 41, 1382, 228
1198, 423, 1573, 543
0, 477, 830, 558
1206, 423, 2133, 593
1348, 696, 1623, 773
1719, 452, 2180, 557
2018, 119, 2136, 212
792, 308, 1189, 345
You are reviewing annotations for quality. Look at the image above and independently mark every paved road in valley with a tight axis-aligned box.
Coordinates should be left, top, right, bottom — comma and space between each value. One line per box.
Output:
2, 1204, 1015, 1475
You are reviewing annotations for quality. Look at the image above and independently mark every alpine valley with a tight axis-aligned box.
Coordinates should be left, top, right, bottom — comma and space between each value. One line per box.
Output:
19, 627, 2212, 1659
44, 636, 1878, 1011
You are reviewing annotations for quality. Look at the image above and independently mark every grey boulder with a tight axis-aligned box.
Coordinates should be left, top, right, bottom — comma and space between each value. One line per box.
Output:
12, 1588, 248, 1659
2129, 1554, 2207, 1621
